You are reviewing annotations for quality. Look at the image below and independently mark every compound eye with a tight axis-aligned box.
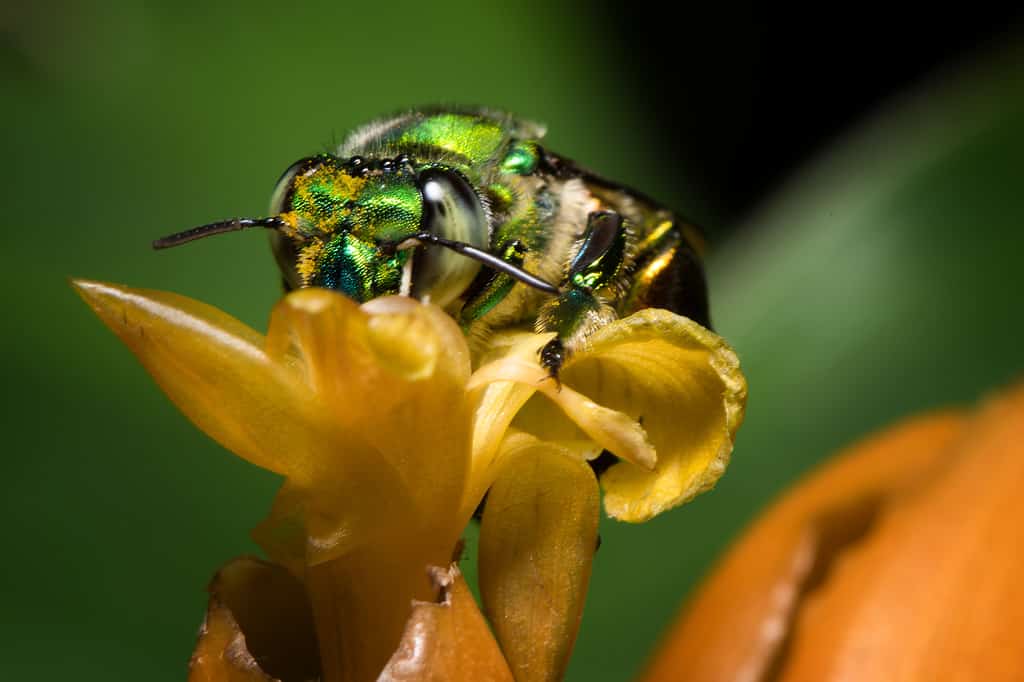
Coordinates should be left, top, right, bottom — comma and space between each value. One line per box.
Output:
413, 168, 489, 306
419, 168, 488, 247
269, 155, 331, 214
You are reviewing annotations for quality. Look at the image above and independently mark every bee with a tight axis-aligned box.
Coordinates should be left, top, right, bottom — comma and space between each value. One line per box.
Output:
154, 107, 710, 376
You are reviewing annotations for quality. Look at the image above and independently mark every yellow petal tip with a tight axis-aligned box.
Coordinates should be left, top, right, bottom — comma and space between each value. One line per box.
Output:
71, 278, 126, 314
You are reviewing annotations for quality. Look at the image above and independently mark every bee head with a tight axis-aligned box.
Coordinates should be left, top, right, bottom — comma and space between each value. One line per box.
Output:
155, 153, 494, 307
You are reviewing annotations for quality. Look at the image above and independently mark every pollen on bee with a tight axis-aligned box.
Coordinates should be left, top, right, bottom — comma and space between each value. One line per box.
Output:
297, 241, 324, 284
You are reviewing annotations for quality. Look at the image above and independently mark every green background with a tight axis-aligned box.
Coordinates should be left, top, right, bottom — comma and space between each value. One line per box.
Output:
3, 2, 1022, 680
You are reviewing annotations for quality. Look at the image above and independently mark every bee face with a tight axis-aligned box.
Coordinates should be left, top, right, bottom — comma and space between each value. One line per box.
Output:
268, 153, 489, 306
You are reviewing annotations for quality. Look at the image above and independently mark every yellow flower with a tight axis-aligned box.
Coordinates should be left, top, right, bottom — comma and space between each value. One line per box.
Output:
73, 279, 745, 682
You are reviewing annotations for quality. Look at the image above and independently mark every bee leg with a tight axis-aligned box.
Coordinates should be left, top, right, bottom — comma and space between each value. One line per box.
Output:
538, 337, 566, 378
537, 210, 629, 378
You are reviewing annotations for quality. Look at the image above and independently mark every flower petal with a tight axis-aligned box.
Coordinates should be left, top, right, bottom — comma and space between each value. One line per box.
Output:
258, 293, 477, 680
781, 388, 1024, 680
463, 326, 654, 524
77, 282, 472, 557
268, 291, 472, 535
565, 309, 745, 522
73, 279, 323, 479
470, 309, 746, 522
460, 332, 551, 520
470, 357, 656, 471
646, 384, 1024, 680
378, 565, 514, 682
189, 556, 320, 682
478, 440, 600, 682
252, 464, 428, 570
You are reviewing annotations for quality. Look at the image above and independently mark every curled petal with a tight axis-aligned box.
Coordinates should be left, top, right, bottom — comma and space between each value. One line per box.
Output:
473, 310, 746, 522
467, 330, 656, 523
378, 565, 514, 682
566, 309, 745, 521
470, 358, 656, 471
479, 441, 600, 682
363, 296, 471, 384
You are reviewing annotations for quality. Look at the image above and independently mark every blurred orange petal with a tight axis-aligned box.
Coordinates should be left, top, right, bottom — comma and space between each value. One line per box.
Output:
643, 381, 1024, 682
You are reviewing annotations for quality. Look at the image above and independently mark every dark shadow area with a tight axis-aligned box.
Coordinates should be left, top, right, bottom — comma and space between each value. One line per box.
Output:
595, 3, 1024, 236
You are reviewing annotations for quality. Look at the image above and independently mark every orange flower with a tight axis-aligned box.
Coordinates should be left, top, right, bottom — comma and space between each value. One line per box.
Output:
642, 381, 1024, 682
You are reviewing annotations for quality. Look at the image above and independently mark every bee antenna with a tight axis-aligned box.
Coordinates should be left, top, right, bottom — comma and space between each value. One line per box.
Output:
411, 232, 561, 296
152, 217, 285, 250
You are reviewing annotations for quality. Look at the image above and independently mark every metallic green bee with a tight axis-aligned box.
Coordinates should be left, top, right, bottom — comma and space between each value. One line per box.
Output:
155, 108, 710, 375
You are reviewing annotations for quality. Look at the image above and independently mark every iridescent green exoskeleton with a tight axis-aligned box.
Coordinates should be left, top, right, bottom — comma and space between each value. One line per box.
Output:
154, 108, 710, 376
